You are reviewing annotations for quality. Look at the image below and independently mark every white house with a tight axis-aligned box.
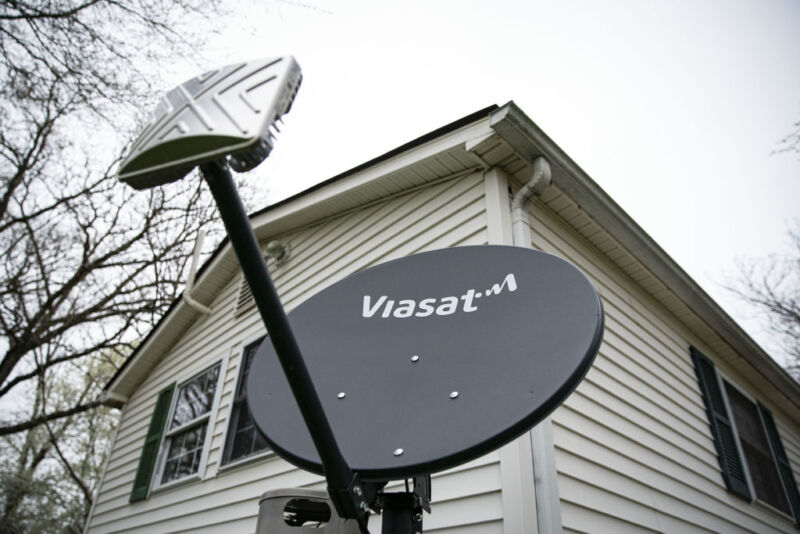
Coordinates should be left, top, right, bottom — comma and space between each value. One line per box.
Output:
84, 102, 800, 533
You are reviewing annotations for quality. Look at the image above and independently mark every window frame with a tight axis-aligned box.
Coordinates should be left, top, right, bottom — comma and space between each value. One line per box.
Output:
220, 334, 273, 469
716, 370, 795, 519
151, 359, 225, 492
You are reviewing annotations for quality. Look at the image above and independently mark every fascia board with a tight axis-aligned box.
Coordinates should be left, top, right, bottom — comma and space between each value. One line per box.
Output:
248, 119, 494, 234
489, 101, 800, 413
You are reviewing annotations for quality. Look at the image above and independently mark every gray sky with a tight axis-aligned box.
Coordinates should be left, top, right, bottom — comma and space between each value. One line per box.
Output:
182, 0, 799, 364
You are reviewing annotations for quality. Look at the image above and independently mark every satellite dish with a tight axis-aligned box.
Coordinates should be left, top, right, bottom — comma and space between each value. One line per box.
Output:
248, 245, 604, 481
118, 56, 301, 189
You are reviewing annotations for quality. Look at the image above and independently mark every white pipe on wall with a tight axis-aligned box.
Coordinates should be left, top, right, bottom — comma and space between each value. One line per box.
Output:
183, 228, 213, 315
510, 157, 551, 247
510, 157, 563, 534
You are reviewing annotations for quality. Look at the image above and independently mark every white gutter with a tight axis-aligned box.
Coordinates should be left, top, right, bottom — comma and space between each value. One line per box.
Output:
510, 157, 563, 534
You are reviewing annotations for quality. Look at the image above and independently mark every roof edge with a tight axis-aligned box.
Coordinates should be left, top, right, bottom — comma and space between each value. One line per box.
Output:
490, 101, 800, 411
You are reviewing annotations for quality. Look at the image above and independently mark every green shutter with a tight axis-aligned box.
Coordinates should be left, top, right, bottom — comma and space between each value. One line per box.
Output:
758, 401, 800, 525
130, 383, 175, 503
690, 347, 751, 500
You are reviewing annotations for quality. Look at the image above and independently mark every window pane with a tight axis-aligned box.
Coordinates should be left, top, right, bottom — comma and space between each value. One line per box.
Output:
236, 341, 260, 398
161, 424, 207, 484
725, 382, 791, 514
230, 406, 269, 461
223, 339, 270, 463
170, 365, 220, 429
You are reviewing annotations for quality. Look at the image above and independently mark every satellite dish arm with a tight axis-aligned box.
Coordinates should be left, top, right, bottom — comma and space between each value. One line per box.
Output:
198, 160, 370, 530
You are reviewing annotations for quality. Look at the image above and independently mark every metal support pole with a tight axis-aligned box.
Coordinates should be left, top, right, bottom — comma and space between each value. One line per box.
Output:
199, 160, 366, 528
381, 494, 422, 534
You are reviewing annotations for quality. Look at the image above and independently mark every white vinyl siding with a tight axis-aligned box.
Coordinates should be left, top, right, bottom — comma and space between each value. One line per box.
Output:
529, 194, 800, 533
86, 172, 503, 533
85, 160, 800, 534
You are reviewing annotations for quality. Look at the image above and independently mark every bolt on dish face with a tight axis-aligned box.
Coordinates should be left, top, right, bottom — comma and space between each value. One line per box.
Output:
118, 56, 302, 189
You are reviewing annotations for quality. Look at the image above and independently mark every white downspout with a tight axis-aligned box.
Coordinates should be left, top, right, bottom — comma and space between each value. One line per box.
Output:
183, 229, 213, 315
510, 157, 563, 534
511, 157, 551, 246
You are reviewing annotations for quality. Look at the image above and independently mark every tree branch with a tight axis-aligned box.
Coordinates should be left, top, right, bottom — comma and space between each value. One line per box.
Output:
0, 399, 105, 436
0, 0, 103, 21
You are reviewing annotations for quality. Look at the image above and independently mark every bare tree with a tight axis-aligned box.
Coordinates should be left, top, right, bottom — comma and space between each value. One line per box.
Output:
0, 0, 251, 531
0, 0, 227, 430
0, 159, 218, 433
776, 119, 800, 157
729, 226, 800, 381
0, 354, 119, 533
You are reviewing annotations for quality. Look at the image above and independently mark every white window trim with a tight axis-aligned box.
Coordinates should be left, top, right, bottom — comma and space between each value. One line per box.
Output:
716, 370, 795, 521
217, 446, 276, 474
218, 332, 275, 471
150, 357, 227, 493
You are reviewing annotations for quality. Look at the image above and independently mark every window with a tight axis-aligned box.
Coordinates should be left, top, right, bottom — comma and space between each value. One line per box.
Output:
691, 347, 800, 523
222, 338, 270, 464
158, 363, 221, 485
724, 381, 791, 513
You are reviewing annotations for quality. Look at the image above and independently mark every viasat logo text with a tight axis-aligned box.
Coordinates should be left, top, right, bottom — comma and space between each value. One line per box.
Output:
362, 273, 517, 319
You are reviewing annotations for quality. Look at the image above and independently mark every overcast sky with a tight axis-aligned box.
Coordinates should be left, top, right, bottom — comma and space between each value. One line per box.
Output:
176, 0, 799, 364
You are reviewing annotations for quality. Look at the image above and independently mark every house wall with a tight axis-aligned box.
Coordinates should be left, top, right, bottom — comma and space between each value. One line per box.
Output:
85, 161, 800, 534
85, 172, 513, 534
529, 195, 800, 533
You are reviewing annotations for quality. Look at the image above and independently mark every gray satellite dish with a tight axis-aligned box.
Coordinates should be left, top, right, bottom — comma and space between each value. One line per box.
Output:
248, 245, 604, 481
118, 56, 301, 189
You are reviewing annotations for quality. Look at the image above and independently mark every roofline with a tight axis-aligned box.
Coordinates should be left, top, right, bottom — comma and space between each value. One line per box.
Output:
247, 105, 500, 223
489, 101, 800, 410
103, 105, 499, 395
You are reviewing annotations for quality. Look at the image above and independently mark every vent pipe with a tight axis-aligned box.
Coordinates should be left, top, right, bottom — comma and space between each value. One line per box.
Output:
183, 229, 213, 315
